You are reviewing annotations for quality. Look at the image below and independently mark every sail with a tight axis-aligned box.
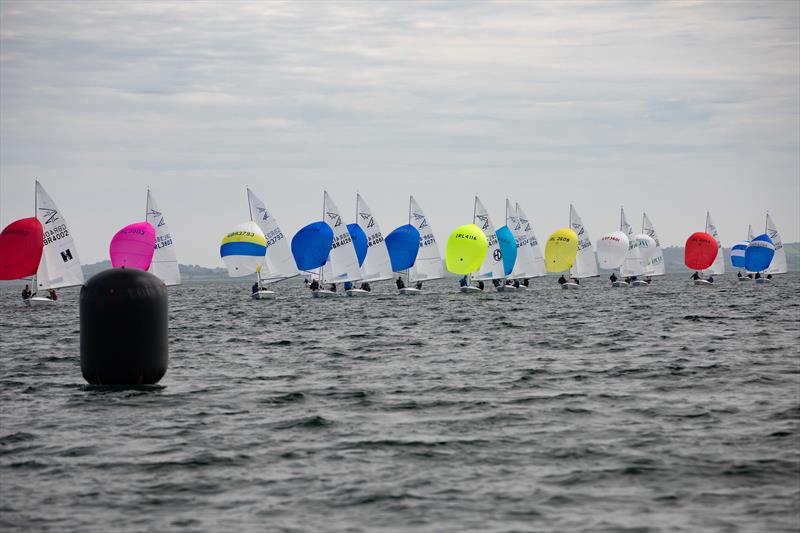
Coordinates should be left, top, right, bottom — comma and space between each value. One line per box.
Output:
220, 221, 266, 277
356, 194, 393, 281
569, 205, 598, 278
347, 223, 368, 266
745, 234, 775, 273
705, 212, 725, 275
730, 242, 748, 268
507, 200, 536, 279
765, 213, 787, 274
408, 196, 443, 282
596, 231, 629, 269
473, 196, 503, 281
110, 222, 156, 271
146, 190, 180, 286
322, 191, 361, 283
0, 218, 43, 280
385, 224, 420, 272
516, 203, 546, 277
641, 212, 666, 276
747, 224, 755, 241
247, 188, 298, 282
634, 234, 658, 273
445, 224, 488, 275
685, 232, 718, 271
35, 182, 84, 289
545, 228, 578, 272
620, 207, 646, 277
495, 226, 517, 277
291, 221, 333, 271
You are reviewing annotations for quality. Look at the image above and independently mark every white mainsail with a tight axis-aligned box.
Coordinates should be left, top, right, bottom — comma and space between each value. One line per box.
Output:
356, 194, 393, 282
146, 189, 181, 286
473, 196, 504, 281
35, 181, 84, 290
507, 199, 536, 279
705, 211, 725, 275
620, 207, 646, 277
516, 203, 546, 277
247, 188, 298, 282
747, 224, 755, 241
569, 204, 598, 278
641, 212, 665, 276
408, 196, 443, 282
765, 213, 787, 274
321, 191, 361, 284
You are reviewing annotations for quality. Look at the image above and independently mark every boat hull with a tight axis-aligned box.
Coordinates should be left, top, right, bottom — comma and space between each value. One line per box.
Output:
561, 282, 581, 290
345, 288, 372, 297
459, 286, 482, 294
631, 280, 650, 287
25, 296, 57, 306
755, 278, 771, 284
311, 290, 338, 298
496, 285, 518, 292
251, 290, 275, 300
611, 281, 629, 288
399, 287, 421, 295
738, 277, 753, 282
693, 279, 713, 286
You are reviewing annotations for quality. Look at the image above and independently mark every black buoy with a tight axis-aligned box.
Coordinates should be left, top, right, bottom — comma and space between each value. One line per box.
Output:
80, 268, 168, 385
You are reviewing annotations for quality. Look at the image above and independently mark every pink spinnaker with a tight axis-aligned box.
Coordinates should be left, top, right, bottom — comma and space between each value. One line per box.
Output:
110, 222, 156, 271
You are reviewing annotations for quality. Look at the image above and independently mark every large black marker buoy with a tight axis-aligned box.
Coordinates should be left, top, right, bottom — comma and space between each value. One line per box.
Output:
80, 268, 168, 385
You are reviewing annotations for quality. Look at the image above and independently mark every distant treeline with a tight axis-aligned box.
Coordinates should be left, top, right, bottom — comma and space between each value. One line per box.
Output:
81, 261, 228, 280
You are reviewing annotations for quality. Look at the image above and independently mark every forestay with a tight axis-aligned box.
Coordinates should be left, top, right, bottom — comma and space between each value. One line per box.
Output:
569, 204, 598, 278
408, 196, 443, 282
516, 203, 546, 277
247, 188, 298, 282
765, 213, 787, 274
146, 189, 181, 286
642, 212, 665, 276
321, 191, 361, 284
356, 194, 393, 281
35, 182, 84, 290
705, 212, 725, 275
473, 196, 504, 281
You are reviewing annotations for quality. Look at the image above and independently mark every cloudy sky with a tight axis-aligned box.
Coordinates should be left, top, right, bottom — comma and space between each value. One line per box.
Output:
1, 1, 798, 267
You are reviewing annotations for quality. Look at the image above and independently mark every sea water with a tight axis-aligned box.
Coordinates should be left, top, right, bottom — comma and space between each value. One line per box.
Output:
1, 274, 798, 532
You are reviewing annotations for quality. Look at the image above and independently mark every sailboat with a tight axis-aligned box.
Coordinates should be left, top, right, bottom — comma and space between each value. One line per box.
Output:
28, 181, 85, 305
619, 207, 649, 287
763, 213, 787, 282
497, 199, 536, 292
345, 194, 392, 296
396, 196, 443, 295
704, 211, 725, 277
641, 213, 665, 277
146, 189, 180, 286
564, 204, 598, 288
247, 188, 297, 299
446, 223, 488, 293
516, 203, 547, 280
471, 196, 504, 291
731, 225, 754, 281
313, 191, 361, 298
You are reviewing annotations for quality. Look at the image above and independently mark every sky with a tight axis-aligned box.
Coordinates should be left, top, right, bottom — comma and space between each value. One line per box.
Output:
1, 0, 798, 267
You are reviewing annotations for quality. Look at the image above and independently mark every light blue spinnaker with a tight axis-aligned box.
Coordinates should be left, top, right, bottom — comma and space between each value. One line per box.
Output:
385, 224, 420, 272
496, 226, 517, 277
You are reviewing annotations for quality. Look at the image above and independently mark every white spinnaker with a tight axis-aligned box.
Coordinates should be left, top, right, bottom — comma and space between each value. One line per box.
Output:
408, 196, 443, 282
765, 213, 787, 274
705, 211, 725, 275
146, 190, 181, 286
473, 196, 503, 281
569, 204, 598, 278
356, 194, 393, 282
516, 203, 546, 277
322, 191, 361, 284
508, 200, 536, 279
641, 212, 665, 276
35, 181, 84, 290
620, 207, 646, 277
247, 188, 298, 282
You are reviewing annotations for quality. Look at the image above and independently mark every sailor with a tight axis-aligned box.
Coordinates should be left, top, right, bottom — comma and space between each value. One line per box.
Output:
609, 273, 618, 283
691, 272, 701, 281
251, 281, 259, 294
492, 279, 501, 288
513, 279, 520, 288
570, 277, 580, 285
558, 275, 567, 285
523, 278, 530, 287
747, 273, 754, 279
309, 279, 320, 291
754, 272, 762, 279
415, 281, 423, 290
344, 281, 353, 291
360, 281, 371, 292
459, 276, 468, 287
477, 280, 485, 291
304, 278, 309, 287
48, 289, 58, 301
737, 272, 743, 278
21, 285, 32, 300
644, 276, 651, 284
708, 276, 714, 284
329, 283, 337, 292
767, 274, 773, 280
396, 276, 406, 290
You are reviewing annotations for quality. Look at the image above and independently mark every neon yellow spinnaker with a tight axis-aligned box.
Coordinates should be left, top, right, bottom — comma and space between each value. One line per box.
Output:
545, 228, 578, 272
446, 224, 489, 275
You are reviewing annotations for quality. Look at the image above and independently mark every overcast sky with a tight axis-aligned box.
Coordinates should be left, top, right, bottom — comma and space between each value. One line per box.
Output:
1, 1, 798, 267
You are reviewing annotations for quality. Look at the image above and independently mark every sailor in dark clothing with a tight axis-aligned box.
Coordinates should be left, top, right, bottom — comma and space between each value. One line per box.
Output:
329, 283, 337, 292
251, 281, 259, 294
477, 280, 485, 291
513, 279, 520, 288
21, 285, 32, 300
523, 278, 529, 287
344, 281, 353, 291
767, 274, 773, 280
309, 279, 320, 291
708, 276, 714, 284
459, 276, 468, 287
610, 273, 618, 283
558, 275, 567, 285
360, 281, 371, 292
691, 272, 701, 280
48, 289, 58, 301
737, 272, 743, 278
754, 272, 762, 279
492, 279, 501, 288
396, 276, 406, 289
570, 277, 580, 285
415, 281, 423, 290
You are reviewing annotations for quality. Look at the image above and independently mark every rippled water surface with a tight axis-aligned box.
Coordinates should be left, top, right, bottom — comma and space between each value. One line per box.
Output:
1, 274, 799, 532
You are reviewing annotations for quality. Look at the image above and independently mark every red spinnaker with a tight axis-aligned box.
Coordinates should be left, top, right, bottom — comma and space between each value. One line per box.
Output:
0, 217, 44, 280
684, 232, 718, 271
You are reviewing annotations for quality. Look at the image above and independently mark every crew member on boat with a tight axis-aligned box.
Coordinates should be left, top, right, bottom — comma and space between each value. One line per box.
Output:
21, 285, 32, 300
570, 277, 580, 285
47, 289, 58, 301
558, 275, 567, 285
309, 279, 320, 291
360, 281, 371, 292
415, 281, 423, 290
396, 276, 405, 289
251, 281, 259, 294
609, 273, 618, 283
691, 272, 701, 281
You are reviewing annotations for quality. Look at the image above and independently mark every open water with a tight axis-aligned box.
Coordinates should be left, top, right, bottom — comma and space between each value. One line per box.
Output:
1, 274, 799, 532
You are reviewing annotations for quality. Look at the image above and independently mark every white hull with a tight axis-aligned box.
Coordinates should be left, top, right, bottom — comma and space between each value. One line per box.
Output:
693, 279, 713, 286
561, 282, 581, 290
25, 296, 58, 306
755, 278, 771, 284
345, 288, 372, 297
399, 287, 422, 295
460, 286, 482, 294
737, 277, 753, 282
631, 280, 650, 287
251, 290, 276, 300
611, 281, 629, 288
312, 289, 339, 298
496, 285, 518, 292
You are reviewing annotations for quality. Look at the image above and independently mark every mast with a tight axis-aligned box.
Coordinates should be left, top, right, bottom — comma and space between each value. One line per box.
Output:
246, 188, 262, 288
406, 196, 412, 285
319, 191, 325, 285
33, 180, 38, 293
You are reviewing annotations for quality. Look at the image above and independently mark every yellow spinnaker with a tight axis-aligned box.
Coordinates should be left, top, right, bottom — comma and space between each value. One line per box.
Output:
446, 224, 488, 275
545, 228, 579, 272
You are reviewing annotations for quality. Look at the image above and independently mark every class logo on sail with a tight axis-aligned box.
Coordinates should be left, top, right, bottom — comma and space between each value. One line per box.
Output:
38, 207, 59, 225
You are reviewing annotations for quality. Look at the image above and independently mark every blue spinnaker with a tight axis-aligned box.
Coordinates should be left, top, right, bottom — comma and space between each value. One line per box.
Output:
744, 234, 775, 273
347, 223, 368, 267
730, 241, 748, 268
496, 226, 517, 277
385, 224, 420, 272
291, 221, 334, 271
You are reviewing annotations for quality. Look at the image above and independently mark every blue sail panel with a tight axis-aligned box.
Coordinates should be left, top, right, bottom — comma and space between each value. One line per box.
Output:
291, 221, 334, 271
744, 234, 775, 273
385, 224, 420, 272
730, 241, 748, 268
347, 223, 368, 267
496, 226, 517, 277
